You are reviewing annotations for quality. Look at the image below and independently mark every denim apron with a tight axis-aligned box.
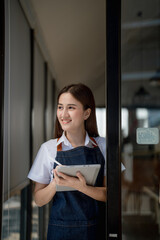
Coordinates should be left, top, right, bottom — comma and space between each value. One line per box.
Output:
47, 138, 106, 240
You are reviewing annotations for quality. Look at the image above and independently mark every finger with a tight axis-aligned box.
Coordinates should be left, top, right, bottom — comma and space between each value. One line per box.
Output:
53, 170, 66, 185
53, 169, 63, 181
57, 171, 71, 180
53, 169, 58, 177
55, 166, 60, 171
76, 171, 85, 183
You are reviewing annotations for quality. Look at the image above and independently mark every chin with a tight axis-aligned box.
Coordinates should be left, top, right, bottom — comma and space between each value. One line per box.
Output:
61, 125, 72, 132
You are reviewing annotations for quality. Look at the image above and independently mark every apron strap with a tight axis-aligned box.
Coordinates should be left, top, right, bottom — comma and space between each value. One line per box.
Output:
90, 137, 98, 147
57, 137, 98, 151
57, 138, 62, 151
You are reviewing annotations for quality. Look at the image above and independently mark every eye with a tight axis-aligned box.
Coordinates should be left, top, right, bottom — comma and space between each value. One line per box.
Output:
57, 105, 63, 110
68, 106, 75, 110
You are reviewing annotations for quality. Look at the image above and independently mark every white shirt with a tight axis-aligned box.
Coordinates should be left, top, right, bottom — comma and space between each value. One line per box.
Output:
28, 132, 106, 184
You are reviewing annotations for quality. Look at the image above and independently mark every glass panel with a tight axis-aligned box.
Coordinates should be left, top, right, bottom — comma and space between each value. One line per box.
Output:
2, 194, 21, 240
96, 108, 106, 137
121, 0, 160, 239
44, 204, 50, 238
32, 197, 39, 240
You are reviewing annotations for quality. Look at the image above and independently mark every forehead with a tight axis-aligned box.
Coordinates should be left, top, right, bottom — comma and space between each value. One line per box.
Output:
58, 93, 82, 105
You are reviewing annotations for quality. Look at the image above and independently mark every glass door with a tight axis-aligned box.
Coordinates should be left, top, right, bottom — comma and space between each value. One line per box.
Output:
121, 1, 160, 239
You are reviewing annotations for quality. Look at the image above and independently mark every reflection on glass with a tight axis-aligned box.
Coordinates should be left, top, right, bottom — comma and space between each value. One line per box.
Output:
32, 198, 39, 240
2, 195, 20, 240
121, 0, 160, 239
45, 204, 50, 238
96, 108, 106, 137
122, 108, 129, 138
136, 108, 148, 127
121, 109, 160, 239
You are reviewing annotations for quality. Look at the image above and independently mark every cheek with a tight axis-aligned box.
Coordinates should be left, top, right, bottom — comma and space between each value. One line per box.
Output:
74, 111, 86, 123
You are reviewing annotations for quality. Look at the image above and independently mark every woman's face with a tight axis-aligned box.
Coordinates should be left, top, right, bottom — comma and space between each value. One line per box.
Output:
57, 93, 90, 134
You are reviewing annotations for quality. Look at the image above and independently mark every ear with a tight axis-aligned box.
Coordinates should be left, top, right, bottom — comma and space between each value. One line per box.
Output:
84, 108, 91, 120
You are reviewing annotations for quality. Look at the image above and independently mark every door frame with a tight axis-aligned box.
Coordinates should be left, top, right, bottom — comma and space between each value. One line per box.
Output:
106, 0, 122, 239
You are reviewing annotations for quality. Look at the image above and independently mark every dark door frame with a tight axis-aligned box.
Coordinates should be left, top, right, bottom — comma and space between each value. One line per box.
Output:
106, 0, 121, 239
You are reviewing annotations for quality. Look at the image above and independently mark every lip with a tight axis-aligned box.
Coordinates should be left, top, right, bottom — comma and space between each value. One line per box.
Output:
61, 119, 72, 124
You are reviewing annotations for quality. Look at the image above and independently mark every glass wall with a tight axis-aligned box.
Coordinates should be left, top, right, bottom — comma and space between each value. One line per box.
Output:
96, 108, 106, 137
2, 1, 55, 239
2, 194, 21, 240
31, 198, 39, 240
121, 0, 160, 239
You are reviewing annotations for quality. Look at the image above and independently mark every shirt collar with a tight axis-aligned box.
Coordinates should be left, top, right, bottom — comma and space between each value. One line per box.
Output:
56, 132, 72, 147
56, 131, 96, 147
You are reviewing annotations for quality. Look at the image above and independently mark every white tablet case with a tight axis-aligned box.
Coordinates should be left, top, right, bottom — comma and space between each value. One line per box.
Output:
56, 164, 101, 191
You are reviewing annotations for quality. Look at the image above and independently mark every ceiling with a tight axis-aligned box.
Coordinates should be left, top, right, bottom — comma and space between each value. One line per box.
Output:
121, 0, 160, 107
21, 0, 106, 106
20, 0, 160, 108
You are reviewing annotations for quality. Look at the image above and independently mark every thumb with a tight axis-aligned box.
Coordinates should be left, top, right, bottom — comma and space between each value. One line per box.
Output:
76, 171, 85, 183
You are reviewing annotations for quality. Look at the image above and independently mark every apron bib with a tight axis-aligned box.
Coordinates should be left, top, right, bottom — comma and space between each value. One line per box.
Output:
47, 138, 106, 240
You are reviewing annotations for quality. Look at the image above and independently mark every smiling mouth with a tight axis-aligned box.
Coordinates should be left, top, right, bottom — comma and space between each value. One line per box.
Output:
61, 119, 72, 124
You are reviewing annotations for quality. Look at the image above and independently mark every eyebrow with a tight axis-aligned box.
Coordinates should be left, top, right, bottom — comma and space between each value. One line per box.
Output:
58, 103, 77, 106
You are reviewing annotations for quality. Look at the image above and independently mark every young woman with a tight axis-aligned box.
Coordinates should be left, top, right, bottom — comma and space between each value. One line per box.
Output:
28, 83, 106, 240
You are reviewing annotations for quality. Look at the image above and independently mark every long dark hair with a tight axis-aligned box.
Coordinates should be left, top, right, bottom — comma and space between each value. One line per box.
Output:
54, 83, 99, 138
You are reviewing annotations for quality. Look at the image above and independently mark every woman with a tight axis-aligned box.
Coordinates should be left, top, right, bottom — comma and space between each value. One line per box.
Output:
28, 83, 106, 240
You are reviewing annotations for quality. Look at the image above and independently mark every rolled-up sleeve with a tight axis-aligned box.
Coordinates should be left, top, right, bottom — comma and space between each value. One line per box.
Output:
28, 144, 51, 184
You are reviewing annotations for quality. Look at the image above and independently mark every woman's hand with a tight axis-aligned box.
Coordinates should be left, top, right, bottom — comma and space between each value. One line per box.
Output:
53, 167, 87, 191
53, 166, 107, 202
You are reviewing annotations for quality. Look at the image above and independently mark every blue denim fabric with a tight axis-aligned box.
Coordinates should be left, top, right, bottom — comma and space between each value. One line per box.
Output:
47, 146, 106, 240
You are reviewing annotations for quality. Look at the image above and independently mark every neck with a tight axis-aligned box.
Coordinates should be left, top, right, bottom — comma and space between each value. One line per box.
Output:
65, 129, 86, 147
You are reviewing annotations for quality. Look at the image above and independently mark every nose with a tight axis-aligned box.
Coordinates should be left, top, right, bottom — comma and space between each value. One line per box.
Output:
61, 108, 69, 119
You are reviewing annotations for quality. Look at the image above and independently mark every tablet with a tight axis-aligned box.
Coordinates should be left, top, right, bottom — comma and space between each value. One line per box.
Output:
56, 164, 101, 191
